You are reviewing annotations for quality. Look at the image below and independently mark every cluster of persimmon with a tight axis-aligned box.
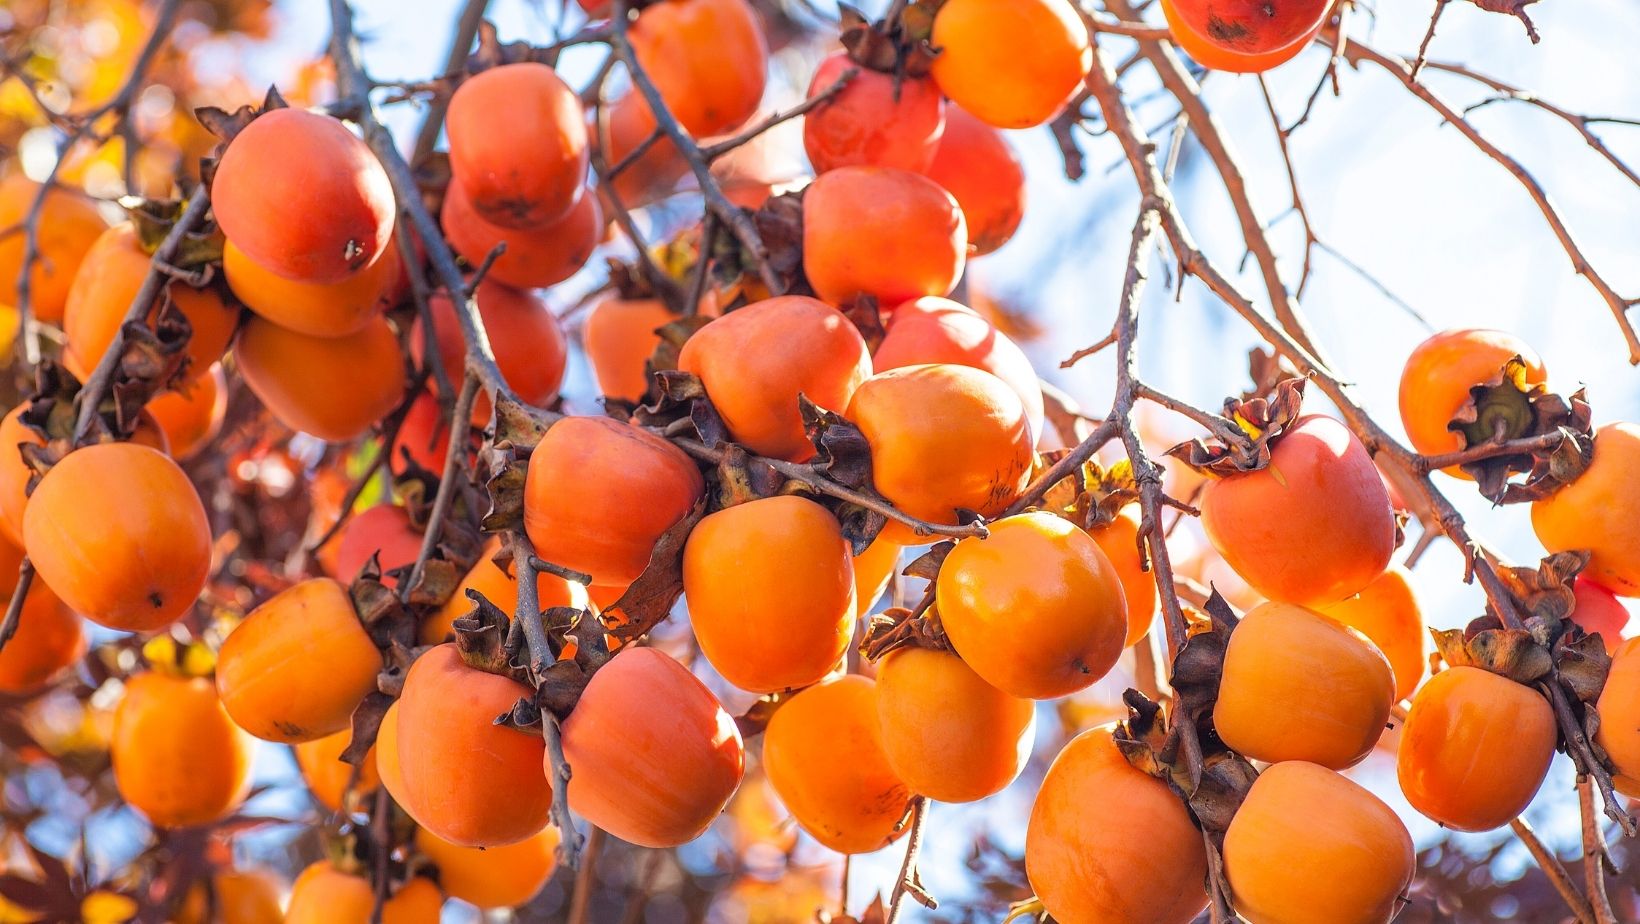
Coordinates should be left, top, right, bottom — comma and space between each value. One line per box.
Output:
0, 0, 1634, 921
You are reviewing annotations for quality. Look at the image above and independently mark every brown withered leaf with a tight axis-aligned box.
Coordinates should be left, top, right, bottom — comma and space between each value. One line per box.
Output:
734, 694, 787, 740
800, 393, 874, 490
645, 318, 713, 395
832, 501, 887, 555
902, 541, 954, 581
716, 444, 785, 507
196, 86, 288, 186
1036, 455, 1139, 531
493, 394, 555, 451
1243, 347, 1300, 402
480, 397, 555, 532
836, 3, 938, 75
1166, 377, 1306, 476
1431, 620, 1553, 686
860, 605, 951, 661
403, 557, 462, 608
1449, 357, 1594, 503
1493, 550, 1587, 638
340, 691, 395, 768
841, 294, 886, 353
1188, 751, 1259, 839
630, 368, 709, 432
1555, 631, 1612, 706
822, 894, 888, 924
454, 587, 533, 683
495, 695, 544, 735
747, 191, 807, 295
604, 499, 708, 641
350, 564, 418, 651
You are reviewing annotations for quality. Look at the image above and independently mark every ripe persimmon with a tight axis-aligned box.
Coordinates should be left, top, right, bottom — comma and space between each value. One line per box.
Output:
63, 224, 238, 381
1199, 415, 1395, 607
211, 108, 395, 283
1224, 761, 1413, 924
1026, 724, 1207, 924
802, 53, 944, 174
877, 646, 1035, 803
803, 166, 966, 309
921, 106, 1025, 255
417, 825, 558, 910
679, 295, 872, 461
937, 512, 1127, 699
1319, 566, 1428, 702
416, 278, 569, 418
1398, 665, 1555, 831
285, 863, 441, 924
683, 495, 856, 693
446, 62, 587, 229
25, 442, 210, 632
329, 503, 423, 585
628, 0, 768, 137
1597, 637, 1640, 796
1571, 576, 1630, 654
929, 0, 1091, 128
761, 675, 912, 854
563, 647, 745, 846
873, 297, 1044, 446
1160, 0, 1322, 72
1533, 422, 1640, 596
146, 365, 228, 461
375, 701, 407, 802
592, 93, 690, 207
1164, 0, 1331, 55
0, 172, 108, 323
0, 404, 44, 546
582, 296, 676, 402
1088, 506, 1158, 648
853, 535, 900, 618
235, 313, 406, 443
422, 536, 587, 645
1398, 328, 1546, 476
1215, 601, 1394, 769
112, 671, 255, 828
846, 364, 1033, 543
0, 580, 84, 694
394, 644, 554, 846
293, 724, 379, 813
176, 870, 283, 924
222, 236, 400, 338
523, 415, 704, 588
441, 177, 600, 290
216, 578, 383, 743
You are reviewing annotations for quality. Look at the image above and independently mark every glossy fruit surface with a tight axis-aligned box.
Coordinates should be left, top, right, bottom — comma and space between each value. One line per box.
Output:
852, 535, 900, 617
417, 825, 558, 910
523, 415, 704, 588
0, 404, 43, 546
216, 578, 382, 743
929, 0, 1092, 128
223, 236, 400, 338
147, 365, 228, 460
803, 166, 966, 308
418, 278, 569, 415
678, 295, 871, 461
922, 106, 1025, 254
1533, 423, 1640, 596
802, 53, 944, 174
684, 495, 855, 693
1597, 637, 1640, 796
0, 172, 107, 322
1398, 665, 1556, 831
847, 364, 1033, 542
582, 296, 676, 402
761, 675, 912, 854
285, 863, 441, 924
422, 536, 587, 645
936, 512, 1127, 699
1215, 601, 1394, 769
1224, 761, 1414, 924
1319, 566, 1428, 702
441, 177, 600, 290
1199, 415, 1395, 607
25, 442, 210, 632
212, 108, 395, 283
112, 671, 255, 828
446, 62, 587, 228
1026, 724, 1208, 924
1160, 0, 1321, 73
1089, 506, 1158, 648
562, 647, 745, 847
236, 313, 406, 443
1571, 576, 1630, 654
1164, 0, 1331, 55
876, 646, 1035, 803
0, 579, 83, 694
1398, 328, 1546, 473
628, 0, 768, 137
329, 503, 423, 585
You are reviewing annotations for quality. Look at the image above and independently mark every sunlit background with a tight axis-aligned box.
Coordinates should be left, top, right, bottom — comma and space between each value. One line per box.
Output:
5, 0, 1640, 919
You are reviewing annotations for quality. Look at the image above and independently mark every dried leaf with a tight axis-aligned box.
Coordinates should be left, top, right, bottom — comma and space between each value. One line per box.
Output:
340, 691, 394, 767
604, 499, 708, 641
1166, 378, 1306, 476
800, 393, 874, 490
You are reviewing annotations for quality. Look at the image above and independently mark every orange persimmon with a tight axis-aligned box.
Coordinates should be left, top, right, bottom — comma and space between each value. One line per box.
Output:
24, 442, 210, 632
422, 537, 587, 645
1160, 0, 1322, 73
1597, 637, 1640, 796
1164, 0, 1330, 56
235, 313, 406, 443
441, 177, 601, 290
921, 106, 1025, 254
112, 671, 255, 828
761, 675, 912, 854
416, 825, 559, 910
176, 870, 284, 924
415, 278, 569, 417
294, 725, 380, 813
929, 0, 1091, 128
582, 296, 676, 402
0, 579, 84, 694
285, 863, 441, 924
683, 495, 855, 693
329, 503, 423, 585
1533, 422, 1640, 596
1088, 506, 1158, 648
678, 295, 871, 461
1571, 576, 1630, 654
852, 535, 900, 618
628, 0, 768, 137
802, 52, 944, 174
1319, 566, 1429, 702
0, 404, 43, 546
0, 172, 108, 323
222, 236, 400, 338
562, 647, 745, 847
446, 62, 587, 229
937, 512, 1128, 699
1398, 328, 1546, 476
803, 166, 966, 308
216, 578, 383, 743
146, 365, 228, 461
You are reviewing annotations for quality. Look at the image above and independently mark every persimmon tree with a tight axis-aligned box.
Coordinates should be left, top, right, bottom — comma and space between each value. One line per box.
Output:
0, 0, 1638, 921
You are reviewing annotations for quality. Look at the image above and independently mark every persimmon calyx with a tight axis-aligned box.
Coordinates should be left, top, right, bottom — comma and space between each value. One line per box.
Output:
1445, 357, 1593, 503
1166, 376, 1306, 476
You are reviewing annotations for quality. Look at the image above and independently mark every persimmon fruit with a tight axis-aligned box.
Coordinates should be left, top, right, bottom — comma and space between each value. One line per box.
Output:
0, 580, 84, 694
852, 535, 900, 618
294, 725, 380, 813
222, 236, 400, 338
936, 512, 1128, 699
235, 313, 406, 443
1398, 328, 1546, 476
216, 578, 382, 743
422, 536, 587, 645
803, 166, 966, 309
0, 172, 107, 323
441, 177, 600, 290
1597, 636, 1640, 796
446, 62, 587, 229
929, 0, 1092, 129
1398, 665, 1556, 831
416, 278, 569, 417
1198, 414, 1395, 607
562, 647, 745, 847
683, 494, 856, 693
24, 442, 210, 632
112, 671, 255, 828
1088, 505, 1158, 648
1318, 565, 1428, 702
1532, 422, 1640, 596
1571, 576, 1630, 654
211, 108, 395, 283
417, 825, 558, 910
146, 364, 228, 461
1160, 0, 1322, 73
1214, 601, 1394, 769
921, 106, 1026, 254
628, 0, 768, 138
285, 863, 441, 924
1163, 0, 1332, 56
678, 295, 871, 461
582, 296, 677, 402
802, 53, 944, 174
329, 503, 423, 585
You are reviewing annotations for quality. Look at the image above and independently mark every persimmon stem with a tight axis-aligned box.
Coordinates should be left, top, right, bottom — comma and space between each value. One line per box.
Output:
400, 373, 479, 605
884, 796, 934, 924
1510, 815, 1594, 924
1005, 417, 1120, 515
1413, 429, 1566, 472
567, 826, 605, 924
543, 712, 583, 870
1133, 382, 1255, 464
70, 192, 213, 445
0, 559, 35, 657
508, 530, 555, 680
1580, 776, 1619, 924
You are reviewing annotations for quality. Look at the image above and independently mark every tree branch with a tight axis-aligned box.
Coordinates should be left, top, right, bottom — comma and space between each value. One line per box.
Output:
1510, 816, 1594, 924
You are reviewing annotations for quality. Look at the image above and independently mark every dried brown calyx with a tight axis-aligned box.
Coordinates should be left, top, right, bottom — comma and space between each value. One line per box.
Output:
1445, 356, 1593, 504
478, 394, 555, 533
1114, 591, 1255, 844
837, 4, 938, 77
1433, 551, 1610, 700
860, 542, 952, 660
1166, 377, 1307, 477
1035, 455, 1139, 531
722, 190, 806, 303
17, 351, 187, 483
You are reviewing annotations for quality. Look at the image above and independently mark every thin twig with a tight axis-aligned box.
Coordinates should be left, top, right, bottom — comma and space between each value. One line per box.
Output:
1510, 816, 1594, 924
883, 797, 934, 924
1413, 430, 1565, 472
0, 560, 36, 657
544, 713, 582, 870
1410, 0, 1450, 82
399, 373, 478, 603
410, 0, 491, 164
698, 67, 857, 162
1580, 776, 1618, 924
567, 826, 605, 924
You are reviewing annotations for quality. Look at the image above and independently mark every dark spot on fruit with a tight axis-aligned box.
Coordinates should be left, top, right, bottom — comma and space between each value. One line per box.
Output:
149, 592, 164, 608
1206, 15, 1251, 41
